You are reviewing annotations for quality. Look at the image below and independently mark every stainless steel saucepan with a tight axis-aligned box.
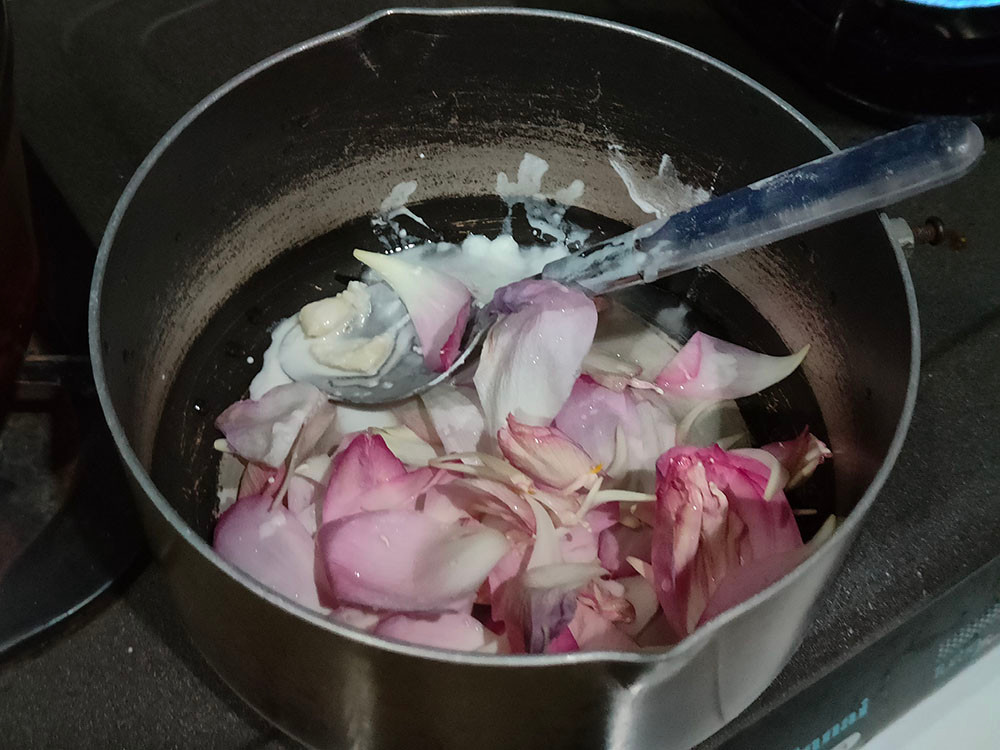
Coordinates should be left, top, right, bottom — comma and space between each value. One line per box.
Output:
89, 9, 918, 749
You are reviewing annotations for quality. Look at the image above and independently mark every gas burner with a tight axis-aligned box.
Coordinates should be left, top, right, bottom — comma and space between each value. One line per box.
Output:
0, 353, 142, 654
716, 0, 1000, 126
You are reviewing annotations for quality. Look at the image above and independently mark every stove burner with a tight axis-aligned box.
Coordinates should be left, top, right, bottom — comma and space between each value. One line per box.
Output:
0, 353, 142, 654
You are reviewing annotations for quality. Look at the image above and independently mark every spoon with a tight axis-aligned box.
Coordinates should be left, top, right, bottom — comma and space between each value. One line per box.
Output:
310, 117, 984, 406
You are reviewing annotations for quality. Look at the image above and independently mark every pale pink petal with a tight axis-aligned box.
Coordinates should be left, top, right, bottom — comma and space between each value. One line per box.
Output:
354, 250, 472, 372
216, 382, 333, 467
322, 432, 406, 523
358, 467, 440, 512
762, 429, 832, 489
238, 462, 285, 500
560, 524, 599, 565
328, 605, 382, 632
475, 280, 597, 438
598, 524, 653, 578
655, 332, 808, 401
498, 415, 596, 490
498, 562, 603, 654
418, 482, 474, 525
374, 612, 493, 651
431, 477, 536, 534
371, 426, 439, 466
554, 376, 634, 468
394, 398, 443, 446
618, 575, 660, 637
213, 494, 321, 611
286, 474, 321, 534
487, 536, 531, 599
579, 578, 635, 624
584, 504, 620, 537
421, 384, 485, 453
567, 603, 639, 652
317, 510, 509, 612
554, 376, 676, 493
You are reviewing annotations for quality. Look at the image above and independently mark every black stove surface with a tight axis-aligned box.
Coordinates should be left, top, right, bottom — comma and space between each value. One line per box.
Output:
1, 1, 998, 748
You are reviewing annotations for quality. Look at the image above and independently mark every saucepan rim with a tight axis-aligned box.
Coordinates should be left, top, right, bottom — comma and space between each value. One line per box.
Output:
88, 6, 920, 668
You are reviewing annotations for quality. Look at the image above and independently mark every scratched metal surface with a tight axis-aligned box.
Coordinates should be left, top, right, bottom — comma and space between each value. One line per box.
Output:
1, 0, 997, 747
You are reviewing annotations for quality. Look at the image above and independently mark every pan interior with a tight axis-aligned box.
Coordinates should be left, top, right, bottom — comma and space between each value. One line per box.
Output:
150, 194, 833, 546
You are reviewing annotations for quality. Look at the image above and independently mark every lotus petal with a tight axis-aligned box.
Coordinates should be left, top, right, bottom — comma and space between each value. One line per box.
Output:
499, 562, 604, 654
213, 494, 321, 611
554, 376, 676, 493
374, 612, 494, 652
598, 524, 653, 578
371, 425, 440, 466
318, 510, 509, 612
322, 432, 407, 523
354, 249, 472, 372
699, 515, 836, 626
216, 382, 333, 467
476, 279, 597, 438
238, 461, 285, 500
357, 467, 440, 512
498, 415, 596, 490
329, 605, 382, 632
567, 602, 639, 652
762, 429, 832, 489
655, 331, 808, 401
652, 445, 803, 640
421, 384, 485, 453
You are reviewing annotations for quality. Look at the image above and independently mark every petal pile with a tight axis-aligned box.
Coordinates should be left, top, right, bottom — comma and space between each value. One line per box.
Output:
214, 269, 834, 654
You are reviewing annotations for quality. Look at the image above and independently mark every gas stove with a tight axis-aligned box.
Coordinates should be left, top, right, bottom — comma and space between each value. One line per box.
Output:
1, 1, 998, 748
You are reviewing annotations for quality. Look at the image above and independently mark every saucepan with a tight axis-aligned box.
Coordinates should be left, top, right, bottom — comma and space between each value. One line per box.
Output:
89, 8, 917, 749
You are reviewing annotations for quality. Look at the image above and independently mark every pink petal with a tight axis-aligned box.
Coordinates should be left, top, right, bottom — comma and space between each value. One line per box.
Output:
545, 627, 580, 654
654, 332, 808, 401
216, 382, 333, 467
487, 536, 531, 598
475, 280, 597, 438
374, 612, 492, 651
317, 510, 509, 612
762, 429, 832, 489
357, 467, 440, 512
554, 376, 676, 493
567, 603, 639, 652
420, 484, 475, 525
238, 461, 285, 500
579, 578, 635, 624
354, 250, 473, 372
554, 376, 633, 468
560, 524, 599, 565
322, 432, 406, 523
652, 445, 803, 640
213, 494, 321, 611
497, 415, 595, 490
421, 384, 485, 453
286, 474, 321, 534
431, 477, 536, 534
498, 561, 603, 654
598, 524, 653, 578
584, 504, 620, 537
328, 605, 382, 632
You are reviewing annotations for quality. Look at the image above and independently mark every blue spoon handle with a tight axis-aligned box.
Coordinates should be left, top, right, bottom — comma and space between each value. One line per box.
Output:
541, 117, 984, 294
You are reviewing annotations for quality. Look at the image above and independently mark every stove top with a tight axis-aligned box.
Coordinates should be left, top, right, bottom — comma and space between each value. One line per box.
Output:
1, 1, 998, 748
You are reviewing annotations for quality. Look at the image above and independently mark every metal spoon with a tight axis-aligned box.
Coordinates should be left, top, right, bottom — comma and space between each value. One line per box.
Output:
308, 117, 984, 406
